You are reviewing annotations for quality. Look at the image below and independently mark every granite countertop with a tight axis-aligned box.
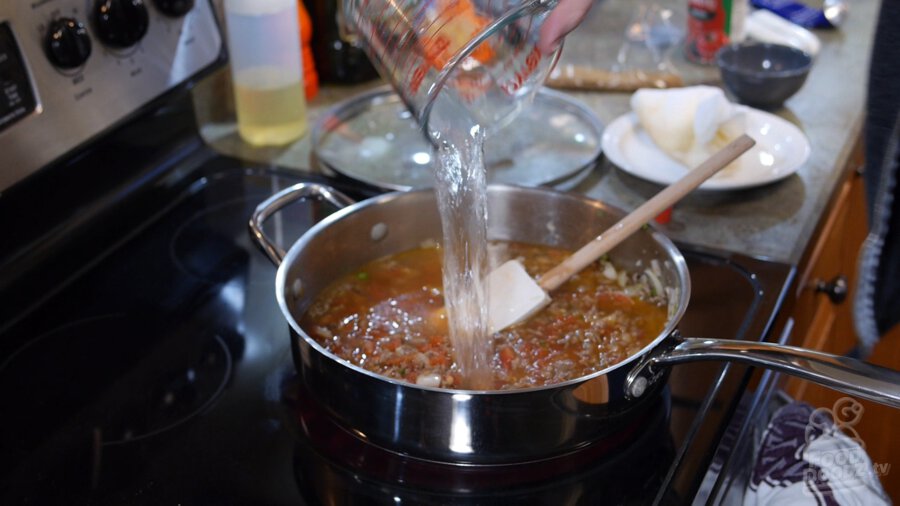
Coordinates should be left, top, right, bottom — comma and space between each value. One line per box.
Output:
192, 0, 879, 266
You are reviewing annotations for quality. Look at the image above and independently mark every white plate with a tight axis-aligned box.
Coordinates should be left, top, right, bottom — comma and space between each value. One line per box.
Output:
601, 106, 810, 191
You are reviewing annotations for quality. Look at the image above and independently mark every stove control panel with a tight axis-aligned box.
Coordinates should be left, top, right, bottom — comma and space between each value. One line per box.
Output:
0, 0, 222, 193
0, 22, 39, 134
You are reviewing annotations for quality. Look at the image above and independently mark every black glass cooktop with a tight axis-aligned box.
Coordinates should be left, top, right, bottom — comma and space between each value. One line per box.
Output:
0, 155, 792, 504
0, 81, 792, 506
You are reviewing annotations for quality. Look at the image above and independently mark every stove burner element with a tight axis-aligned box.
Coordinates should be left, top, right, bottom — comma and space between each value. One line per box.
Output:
0, 313, 233, 474
99, 332, 232, 445
169, 197, 260, 285
168, 175, 327, 288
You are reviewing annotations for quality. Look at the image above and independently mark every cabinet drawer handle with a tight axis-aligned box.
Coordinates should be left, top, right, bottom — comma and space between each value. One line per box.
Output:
815, 275, 848, 304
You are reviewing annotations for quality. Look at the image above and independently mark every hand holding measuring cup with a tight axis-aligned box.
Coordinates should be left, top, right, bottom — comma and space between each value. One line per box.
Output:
537, 0, 596, 54
342, 0, 566, 135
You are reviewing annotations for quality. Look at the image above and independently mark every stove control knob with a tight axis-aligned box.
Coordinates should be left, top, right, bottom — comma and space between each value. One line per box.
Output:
153, 0, 194, 17
45, 18, 92, 69
93, 0, 150, 48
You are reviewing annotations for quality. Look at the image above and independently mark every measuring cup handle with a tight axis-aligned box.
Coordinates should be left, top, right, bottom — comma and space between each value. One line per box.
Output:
249, 183, 356, 267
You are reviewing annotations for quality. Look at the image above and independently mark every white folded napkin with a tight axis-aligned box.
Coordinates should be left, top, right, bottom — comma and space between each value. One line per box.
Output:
745, 9, 821, 57
631, 86, 746, 169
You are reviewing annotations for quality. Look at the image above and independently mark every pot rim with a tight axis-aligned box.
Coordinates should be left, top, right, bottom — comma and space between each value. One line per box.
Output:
274, 185, 692, 395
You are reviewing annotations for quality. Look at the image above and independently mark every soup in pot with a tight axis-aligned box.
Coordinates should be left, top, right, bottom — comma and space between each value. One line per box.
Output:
300, 242, 669, 390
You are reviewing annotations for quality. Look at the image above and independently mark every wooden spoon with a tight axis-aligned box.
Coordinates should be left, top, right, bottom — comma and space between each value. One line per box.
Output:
487, 134, 756, 333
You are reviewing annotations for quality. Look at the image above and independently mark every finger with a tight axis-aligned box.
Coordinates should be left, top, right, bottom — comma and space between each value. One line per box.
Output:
537, 0, 595, 54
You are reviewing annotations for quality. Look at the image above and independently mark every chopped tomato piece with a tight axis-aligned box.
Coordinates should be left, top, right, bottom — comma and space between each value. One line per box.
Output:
429, 353, 450, 366
499, 346, 516, 370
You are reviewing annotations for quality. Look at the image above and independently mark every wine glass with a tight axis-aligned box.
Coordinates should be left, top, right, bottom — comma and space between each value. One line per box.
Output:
643, 4, 685, 73
615, 3, 685, 75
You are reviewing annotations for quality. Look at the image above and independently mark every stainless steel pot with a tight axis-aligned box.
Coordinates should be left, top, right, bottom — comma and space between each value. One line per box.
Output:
250, 183, 900, 464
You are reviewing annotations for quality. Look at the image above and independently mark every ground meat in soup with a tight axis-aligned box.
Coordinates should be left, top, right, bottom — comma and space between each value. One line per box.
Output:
300, 242, 669, 390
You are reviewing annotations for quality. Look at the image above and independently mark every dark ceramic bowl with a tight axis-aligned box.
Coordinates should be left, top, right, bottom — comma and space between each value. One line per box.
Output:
716, 42, 813, 109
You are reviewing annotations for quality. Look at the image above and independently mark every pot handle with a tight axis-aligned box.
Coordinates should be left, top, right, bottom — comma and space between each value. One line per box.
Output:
249, 183, 356, 266
625, 337, 900, 409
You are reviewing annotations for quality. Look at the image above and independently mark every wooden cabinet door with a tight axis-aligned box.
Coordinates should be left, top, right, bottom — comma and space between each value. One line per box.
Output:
781, 141, 899, 502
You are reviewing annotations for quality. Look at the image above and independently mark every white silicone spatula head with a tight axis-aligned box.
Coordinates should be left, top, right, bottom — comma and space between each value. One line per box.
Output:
487, 134, 756, 334
486, 259, 552, 334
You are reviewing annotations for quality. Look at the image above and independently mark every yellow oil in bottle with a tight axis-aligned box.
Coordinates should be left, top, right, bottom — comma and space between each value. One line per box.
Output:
233, 66, 308, 146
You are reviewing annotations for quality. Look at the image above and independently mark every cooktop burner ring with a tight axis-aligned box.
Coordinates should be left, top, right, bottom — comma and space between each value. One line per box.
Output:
168, 195, 268, 286
101, 332, 233, 446
0, 313, 234, 454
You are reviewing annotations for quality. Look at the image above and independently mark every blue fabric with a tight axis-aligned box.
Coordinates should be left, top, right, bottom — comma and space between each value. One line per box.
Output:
750, 0, 834, 29
855, 0, 900, 352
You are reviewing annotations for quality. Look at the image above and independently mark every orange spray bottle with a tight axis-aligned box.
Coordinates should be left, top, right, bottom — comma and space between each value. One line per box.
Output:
298, 1, 319, 99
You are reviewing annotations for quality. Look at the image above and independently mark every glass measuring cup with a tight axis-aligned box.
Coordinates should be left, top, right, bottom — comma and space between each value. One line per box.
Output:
341, 0, 561, 135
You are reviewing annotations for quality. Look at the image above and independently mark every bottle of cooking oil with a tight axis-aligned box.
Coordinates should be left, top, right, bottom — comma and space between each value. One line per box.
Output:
224, 0, 308, 146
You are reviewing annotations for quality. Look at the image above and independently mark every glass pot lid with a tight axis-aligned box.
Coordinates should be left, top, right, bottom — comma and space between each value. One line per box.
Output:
312, 86, 604, 191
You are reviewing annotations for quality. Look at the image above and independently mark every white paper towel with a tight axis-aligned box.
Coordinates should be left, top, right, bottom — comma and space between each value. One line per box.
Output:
631, 86, 746, 169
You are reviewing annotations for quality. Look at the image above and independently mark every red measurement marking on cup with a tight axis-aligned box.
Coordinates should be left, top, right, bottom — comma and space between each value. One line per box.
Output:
405, 8, 466, 94
500, 45, 541, 94
407, 36, 436, 95
424, 35, 451, 63
409, 64, 430, 94
382, 1, 427, 81
420, 10, 453, 65
393, 32, 419, 75
368, 23, 378, 45
423, 13, 462, 61
408, 36, 451, 95
401, 35, 435, 94
384, 9, 420, 78
400, 2, 449, 81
